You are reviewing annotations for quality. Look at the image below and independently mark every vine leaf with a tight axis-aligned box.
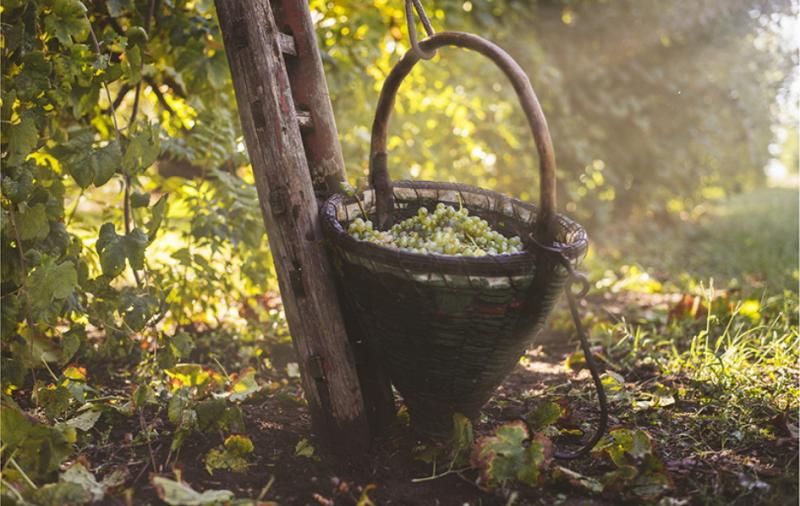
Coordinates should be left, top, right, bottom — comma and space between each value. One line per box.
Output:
59, 461, 127, 502
228, 368, 261, 402
450, 412, 474, 467
552, 465, 604, 494
106, 0, 133, 17
121, 46, 142, 84
64, 408, 102, 431
526, 401, 564, 432
17, 203, 50, 241
27, 257, 78, 319
28, 482, 92, 505
96, 223, 148, 277
152, 476, 234, 506
52, 133, 122, 188
592, 428, 674, 501
2, 163, 35, 203
44, 0, 90, 46
5, 111, 38, 165
131, 191, 150, 208
118, 287, 159, 331
0, 400, 76, 481
146, 194, 168, 241
205, 434, 253, 474
471, 420, 553, 490
91, 141, 123, 187
122, 123, 161, 175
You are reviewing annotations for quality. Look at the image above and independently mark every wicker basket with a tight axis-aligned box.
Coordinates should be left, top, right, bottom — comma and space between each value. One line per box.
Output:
321, 32, 588, 437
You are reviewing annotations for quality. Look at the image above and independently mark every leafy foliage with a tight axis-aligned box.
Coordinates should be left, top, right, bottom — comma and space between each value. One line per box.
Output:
205, 434, 254, 474
471, 420, 553, 490
152, 476, 234, 506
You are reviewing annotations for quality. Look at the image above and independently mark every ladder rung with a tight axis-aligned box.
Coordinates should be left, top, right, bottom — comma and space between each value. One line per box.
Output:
278, 33, 297, 56
296, 109, 313, 130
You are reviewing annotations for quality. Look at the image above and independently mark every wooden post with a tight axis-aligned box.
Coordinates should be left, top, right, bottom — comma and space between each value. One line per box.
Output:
215, 0, 372, 453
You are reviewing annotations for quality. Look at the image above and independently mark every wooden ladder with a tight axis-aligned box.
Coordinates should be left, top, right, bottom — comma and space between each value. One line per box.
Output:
214, 0, 394, 455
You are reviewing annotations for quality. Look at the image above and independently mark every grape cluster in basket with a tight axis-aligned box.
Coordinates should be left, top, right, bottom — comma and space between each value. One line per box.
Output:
347, 203, 523, 256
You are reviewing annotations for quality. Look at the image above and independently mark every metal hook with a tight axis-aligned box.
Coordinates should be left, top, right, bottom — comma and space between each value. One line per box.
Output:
404, 0, 436, 60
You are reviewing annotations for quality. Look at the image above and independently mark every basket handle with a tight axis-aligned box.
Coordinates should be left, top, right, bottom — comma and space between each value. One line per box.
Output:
369, 31, 558, 243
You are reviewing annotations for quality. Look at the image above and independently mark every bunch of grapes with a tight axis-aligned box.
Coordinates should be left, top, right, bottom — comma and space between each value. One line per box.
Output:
347, 203, 523, 256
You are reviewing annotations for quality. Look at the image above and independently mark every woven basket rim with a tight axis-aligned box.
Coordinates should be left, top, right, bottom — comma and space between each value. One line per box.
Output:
321, 180, 588, 277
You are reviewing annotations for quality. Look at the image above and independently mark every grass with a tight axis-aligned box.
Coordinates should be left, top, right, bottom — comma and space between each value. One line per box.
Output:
587, 187, 799, 293
567, 187, 799, 504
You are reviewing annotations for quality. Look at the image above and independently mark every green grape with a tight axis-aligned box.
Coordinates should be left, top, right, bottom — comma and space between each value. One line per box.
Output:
346, 204, 524, 257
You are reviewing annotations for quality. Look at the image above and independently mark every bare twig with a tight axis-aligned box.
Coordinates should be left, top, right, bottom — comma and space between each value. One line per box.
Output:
139, 409, 159, 473
143, 76, 175, 115
65, 188, 84, 226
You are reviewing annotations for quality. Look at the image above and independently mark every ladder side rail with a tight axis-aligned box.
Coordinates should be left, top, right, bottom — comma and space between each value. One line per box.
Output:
215, 0, 370, 454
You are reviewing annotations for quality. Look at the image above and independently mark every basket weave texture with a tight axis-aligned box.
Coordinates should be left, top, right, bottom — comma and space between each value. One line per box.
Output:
321, 181, 587, 436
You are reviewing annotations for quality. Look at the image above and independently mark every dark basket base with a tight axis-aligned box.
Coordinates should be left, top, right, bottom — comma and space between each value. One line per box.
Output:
336, 255, 566, 439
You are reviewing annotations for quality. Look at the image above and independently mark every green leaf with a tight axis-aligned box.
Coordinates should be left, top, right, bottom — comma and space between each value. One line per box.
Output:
552, 465, 605, 494
194, 398, 226, 431
152, 476, 234, 506
44, 0, 90, 45
629, 470, 673, 501
122, 123, 160, 175
91, 141, 122, 186
593, 428, 653, 467
122, 45, 142, 84
106, 0, 133, 17
206, 52, 229, 90
205, 435, 253, 474
54, 133, 121, 188
95, 223, 148, 278
15, 52, 52, 101
294, 437, 315, 459
2, 163, 35, 203
146, 194, 168, 241
5, 112, 38, 165
29, 482, 92, 505
130, 191, 150, 208
37, 384, 72, 419
27, 257, 78, 319
1, 88, 16, 122
1, 294, 22, 341
228, 368, 260, 402
1, 357, 26, 392
167, 390, 190, 425
450, 412, 474, 467
119, 287, 159, 331
1, 400, 75, 481
132, 383, 157, 408
96, 223, 126, 277
125, 228, 148, 270
526, 401, 564, 432
470, 420, 553, 490
60, 462, 104, 502
16, 203, 50, 241
10, 333, 63, 366
64, 408, 102, 431
60, 328, 84, 365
